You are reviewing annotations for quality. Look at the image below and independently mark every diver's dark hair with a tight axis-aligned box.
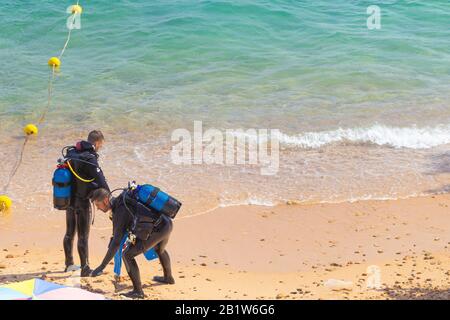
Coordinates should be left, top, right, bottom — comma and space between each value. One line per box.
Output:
87, 130, 105, 144
90, 188, 110, 202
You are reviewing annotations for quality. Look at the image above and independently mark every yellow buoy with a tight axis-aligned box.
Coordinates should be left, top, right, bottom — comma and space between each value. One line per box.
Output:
71, 4, 83, 14
24, 124, 38, 136
48, 57, 61, 68
0, 195, 12, 212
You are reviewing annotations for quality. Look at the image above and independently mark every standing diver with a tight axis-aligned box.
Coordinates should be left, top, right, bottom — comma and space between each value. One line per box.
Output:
63, 130, 110, 277
90, 188, 175, 299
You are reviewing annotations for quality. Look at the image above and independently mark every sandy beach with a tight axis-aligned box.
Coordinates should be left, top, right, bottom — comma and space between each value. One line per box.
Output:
2, 193, 450, 300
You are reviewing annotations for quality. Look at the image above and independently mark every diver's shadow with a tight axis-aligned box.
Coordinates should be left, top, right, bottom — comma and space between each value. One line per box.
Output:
113, 280, 132, 293
0, 270, 63, 284
143, 282, 165, 288
112, 281, 167, 292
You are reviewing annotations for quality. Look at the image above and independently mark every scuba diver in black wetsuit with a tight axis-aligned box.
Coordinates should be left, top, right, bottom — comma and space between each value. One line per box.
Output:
63, 130, 110, 277
90, 188, 175, 299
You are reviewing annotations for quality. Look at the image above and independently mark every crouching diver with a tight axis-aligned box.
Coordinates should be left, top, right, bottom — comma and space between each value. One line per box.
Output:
63, 130, 110, 277
90, 188, 175, 299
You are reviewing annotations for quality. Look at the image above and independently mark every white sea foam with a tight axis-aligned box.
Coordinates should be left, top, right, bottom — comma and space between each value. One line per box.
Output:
219, 197, 277, 207
231, 125, 450, 149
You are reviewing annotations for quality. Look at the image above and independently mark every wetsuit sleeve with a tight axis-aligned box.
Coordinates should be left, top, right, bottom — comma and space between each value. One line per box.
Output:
86, 155, 110, 191
98, 206, 129, 269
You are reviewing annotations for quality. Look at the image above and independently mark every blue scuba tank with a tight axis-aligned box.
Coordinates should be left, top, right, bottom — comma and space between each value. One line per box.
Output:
52, 164, 73, 210
135, 184, 182, 219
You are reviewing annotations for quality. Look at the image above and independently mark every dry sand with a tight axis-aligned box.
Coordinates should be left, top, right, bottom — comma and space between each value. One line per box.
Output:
1, 194, 450, 300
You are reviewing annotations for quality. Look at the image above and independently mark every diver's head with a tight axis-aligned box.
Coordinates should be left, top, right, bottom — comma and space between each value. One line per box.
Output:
88, 130, 105, 151
90, 188, 111, 212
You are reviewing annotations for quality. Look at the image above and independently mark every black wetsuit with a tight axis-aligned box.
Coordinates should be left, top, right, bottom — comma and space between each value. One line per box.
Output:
95, 195, 174, 293
63, 141, 109, 272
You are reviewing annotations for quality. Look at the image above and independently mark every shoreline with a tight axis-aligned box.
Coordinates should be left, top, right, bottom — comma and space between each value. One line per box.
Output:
2, 126, 450, 219
2, 193, 450, 299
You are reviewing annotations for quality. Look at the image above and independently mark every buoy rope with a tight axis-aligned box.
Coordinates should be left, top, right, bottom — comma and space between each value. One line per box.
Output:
59, 29, 73, 59
59, 6, 78, 60
38, 66, 56, 125
1, 3, 83, 206
1, 137, 30, 194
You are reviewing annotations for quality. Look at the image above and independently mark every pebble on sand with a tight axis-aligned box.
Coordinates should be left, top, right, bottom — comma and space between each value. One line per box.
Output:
330, 263, 342, 267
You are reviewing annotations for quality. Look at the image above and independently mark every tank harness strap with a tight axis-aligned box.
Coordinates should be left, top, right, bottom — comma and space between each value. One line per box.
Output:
52, 179, 71, 188
146, 187, 160, 206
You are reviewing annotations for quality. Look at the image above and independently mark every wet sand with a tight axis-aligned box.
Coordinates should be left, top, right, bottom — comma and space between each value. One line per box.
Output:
1, 194, 450, 299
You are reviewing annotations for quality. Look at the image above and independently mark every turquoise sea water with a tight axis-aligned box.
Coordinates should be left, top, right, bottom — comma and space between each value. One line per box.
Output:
1, 1, 450, 210
1, 0, 449, 132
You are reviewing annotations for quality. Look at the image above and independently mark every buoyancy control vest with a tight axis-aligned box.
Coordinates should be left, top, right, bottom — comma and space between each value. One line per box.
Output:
118, 183, 182, 240
65, 146, 97, 199
52, 143, 99, 209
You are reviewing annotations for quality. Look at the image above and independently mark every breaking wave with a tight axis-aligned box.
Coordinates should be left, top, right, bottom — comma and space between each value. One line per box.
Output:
231, 125, 450, 149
